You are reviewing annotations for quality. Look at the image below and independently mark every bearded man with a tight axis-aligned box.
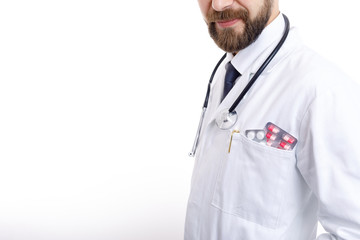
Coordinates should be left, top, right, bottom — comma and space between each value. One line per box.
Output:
185, 0, 360, 239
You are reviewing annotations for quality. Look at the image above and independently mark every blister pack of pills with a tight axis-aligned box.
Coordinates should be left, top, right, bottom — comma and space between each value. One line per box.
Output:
245, 122, 297, 150
265, 122, 297, 150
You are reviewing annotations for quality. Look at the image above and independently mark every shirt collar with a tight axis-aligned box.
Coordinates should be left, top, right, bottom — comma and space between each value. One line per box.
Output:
228, 13, 285, 74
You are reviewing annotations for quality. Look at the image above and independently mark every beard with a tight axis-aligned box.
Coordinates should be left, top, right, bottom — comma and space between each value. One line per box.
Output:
206, 1, 272, 53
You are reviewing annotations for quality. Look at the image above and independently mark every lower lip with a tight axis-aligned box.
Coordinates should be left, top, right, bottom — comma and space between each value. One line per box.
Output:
217, 19, 240, 28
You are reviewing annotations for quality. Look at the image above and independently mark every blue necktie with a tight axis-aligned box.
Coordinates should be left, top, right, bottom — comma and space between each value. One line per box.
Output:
222, 62, 241, 101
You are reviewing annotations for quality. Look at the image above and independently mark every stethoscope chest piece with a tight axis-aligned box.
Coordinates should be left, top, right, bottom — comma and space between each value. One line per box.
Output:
215, 109, 238, 130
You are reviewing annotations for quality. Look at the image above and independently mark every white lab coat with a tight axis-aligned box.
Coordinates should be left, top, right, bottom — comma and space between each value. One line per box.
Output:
185, 26, 360, 239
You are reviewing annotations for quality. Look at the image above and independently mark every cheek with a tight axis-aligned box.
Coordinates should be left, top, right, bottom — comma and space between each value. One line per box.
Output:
198, 0, 211, 18
235, 0, 258, 18
243, 0, 263, 17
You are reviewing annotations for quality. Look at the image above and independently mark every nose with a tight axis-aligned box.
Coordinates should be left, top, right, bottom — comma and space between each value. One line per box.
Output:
212, 0, 234, 11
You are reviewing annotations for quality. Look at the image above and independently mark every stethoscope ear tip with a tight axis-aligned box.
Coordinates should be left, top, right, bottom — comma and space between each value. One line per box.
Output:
188, 152, 195, 157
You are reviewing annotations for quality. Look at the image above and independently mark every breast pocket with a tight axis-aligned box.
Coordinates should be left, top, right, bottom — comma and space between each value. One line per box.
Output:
211, 132, 295, 229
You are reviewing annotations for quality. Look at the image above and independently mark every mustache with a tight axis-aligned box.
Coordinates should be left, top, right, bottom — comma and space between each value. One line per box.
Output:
206, 8, 249, 23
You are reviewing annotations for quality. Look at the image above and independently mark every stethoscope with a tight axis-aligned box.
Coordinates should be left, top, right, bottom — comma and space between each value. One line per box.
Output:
189, 14, 290, 157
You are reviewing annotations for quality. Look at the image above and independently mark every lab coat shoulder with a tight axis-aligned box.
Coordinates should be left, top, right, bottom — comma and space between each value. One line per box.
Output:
292, 45, 360, 239
277, 41, 359, 116
297, 44, 357, 93
281, 43, 356, 96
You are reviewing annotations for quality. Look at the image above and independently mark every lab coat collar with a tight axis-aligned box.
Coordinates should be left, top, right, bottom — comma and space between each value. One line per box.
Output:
229, 13, 285, 75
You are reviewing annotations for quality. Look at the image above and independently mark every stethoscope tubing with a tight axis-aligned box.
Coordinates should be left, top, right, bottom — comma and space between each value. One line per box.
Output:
189, 14, 290, 157
203, 53, 227, 108
228, 14, 290, 113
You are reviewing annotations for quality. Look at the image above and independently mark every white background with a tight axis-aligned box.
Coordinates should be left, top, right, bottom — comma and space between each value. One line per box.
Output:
0, 0, 359, 239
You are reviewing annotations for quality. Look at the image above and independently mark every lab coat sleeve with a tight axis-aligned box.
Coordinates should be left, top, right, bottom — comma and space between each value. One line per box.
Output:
296, 80, 360, 240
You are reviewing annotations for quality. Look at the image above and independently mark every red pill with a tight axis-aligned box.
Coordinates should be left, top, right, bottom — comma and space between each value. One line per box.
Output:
266, 139, 273, 146
283, 134, 295, 144
280, 141, 291, 150
268, 124, 280, 133
266, 132, 277, 140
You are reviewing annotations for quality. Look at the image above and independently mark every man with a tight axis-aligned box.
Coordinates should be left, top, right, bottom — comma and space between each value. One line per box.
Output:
185, 0, 360, 239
